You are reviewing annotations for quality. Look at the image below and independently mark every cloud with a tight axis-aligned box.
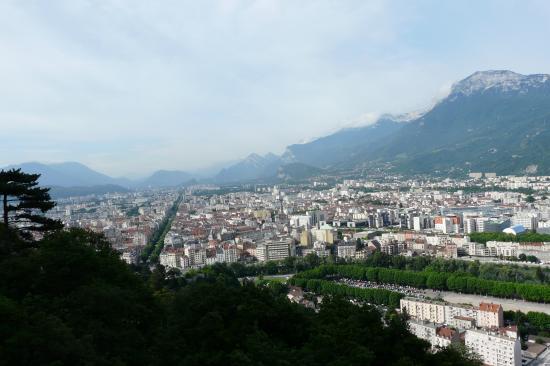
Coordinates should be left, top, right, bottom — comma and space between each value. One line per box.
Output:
1, 0, 550, 176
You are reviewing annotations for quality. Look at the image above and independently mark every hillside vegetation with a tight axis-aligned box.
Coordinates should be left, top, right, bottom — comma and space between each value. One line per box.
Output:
0, 225, 481, 366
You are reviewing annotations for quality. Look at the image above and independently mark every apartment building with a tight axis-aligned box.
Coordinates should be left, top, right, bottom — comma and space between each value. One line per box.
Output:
401, 298, 503, 329
400, 298, 446, 324
159, 250, 181, 269
465, 329, 521, 366
477, 302, 504, 329
311, 224, 336, 244
408, 320, 460, 350
486, 241, 518, 257
512, 214, 538, 230
445, 304, 477, 329
159, 248, 190, 269
337, 243, 356, 258
256, 239, 295, 262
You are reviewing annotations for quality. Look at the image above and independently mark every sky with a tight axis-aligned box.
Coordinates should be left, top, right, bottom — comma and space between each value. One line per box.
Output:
1, 0, 550, 177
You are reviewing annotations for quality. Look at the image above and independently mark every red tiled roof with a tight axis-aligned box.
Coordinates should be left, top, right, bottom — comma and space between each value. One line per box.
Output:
436, 327, 456, 339
479, 302, 502, 313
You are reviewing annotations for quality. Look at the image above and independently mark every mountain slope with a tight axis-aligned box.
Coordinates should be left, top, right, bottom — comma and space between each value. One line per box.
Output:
282, 115, 405, 168
5, 162, 119, 187
137, 170, 194, 187
49, 184, 130, 199
277, 163, 325, 181
3, 162, 195, 189
215, 153, 283, 182
373, 70, 550, 174
278, 70, 550, 175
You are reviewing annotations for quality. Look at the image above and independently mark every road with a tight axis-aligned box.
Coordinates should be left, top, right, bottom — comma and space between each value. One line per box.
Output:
423, 289, 550, 315
456, 256, 550, 268
250, 273, 550, 315
530, 347, 550, 366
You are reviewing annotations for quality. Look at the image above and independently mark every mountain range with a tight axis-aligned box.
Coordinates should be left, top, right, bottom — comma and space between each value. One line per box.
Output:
367, 70, 550, 175
2, 162, 195, 192
216, 70, 550, 179
5, 70, 550, 190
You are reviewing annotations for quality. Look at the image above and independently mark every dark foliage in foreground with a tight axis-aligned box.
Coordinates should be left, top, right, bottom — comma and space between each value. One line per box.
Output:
0, 225, 480, 366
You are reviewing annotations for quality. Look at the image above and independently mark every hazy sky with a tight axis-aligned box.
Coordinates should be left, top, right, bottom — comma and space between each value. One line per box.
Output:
2, 0, 550, 177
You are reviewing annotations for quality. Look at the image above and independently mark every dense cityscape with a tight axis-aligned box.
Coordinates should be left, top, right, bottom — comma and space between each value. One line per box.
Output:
39, 172, 550, 366
2, 2, 550, 365
48, 174, 550, 269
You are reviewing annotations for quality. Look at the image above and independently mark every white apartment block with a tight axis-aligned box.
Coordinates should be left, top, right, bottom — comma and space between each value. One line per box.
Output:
159, 251, 180, 269
518, 242, 550, 263
472, 241, 550, 262
467, 242, 491, 256
477, 302, 504, 329
221, 244, 238, 263
465, 329, 521, 366
434, 217, 453, 234
449, 315, 476, 329
159, 249, 190, 270
486, 241, 518, 257
408, 320, 459, 350
401, 298, 503, 329
464, 218, 477, 234
413, 216, 423, 231
445, 304, 477, 329
400, 298, 446, 324
256, 239, 295, 262
512, 214, 538, 230
186, 247, 206, 266
290, 215, 311, 228
337, 243, 356, 258
403, 298, 515, 365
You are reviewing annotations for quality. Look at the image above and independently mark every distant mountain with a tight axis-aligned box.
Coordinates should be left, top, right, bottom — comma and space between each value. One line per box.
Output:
277, 70, 550, 175
2, 162, 195, 190
189, 159, 239, 178
213, 152, 327, 183
137, 170, 194, 187
4, 162, 122, 187
49, 184, 130, 199
371, 70, 550, 174
8, 70, 550, 187
277, 163, 325, 181
215, 153, 283, 182
282, 115, 406, 168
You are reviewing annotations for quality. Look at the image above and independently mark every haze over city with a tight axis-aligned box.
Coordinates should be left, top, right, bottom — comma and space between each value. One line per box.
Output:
2, 0, 550, 176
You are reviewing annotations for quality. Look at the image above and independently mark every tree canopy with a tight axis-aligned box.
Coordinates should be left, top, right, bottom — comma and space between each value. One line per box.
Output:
469, 231, 550, 244
0, 226, 481, 366
0, 168, 61, 238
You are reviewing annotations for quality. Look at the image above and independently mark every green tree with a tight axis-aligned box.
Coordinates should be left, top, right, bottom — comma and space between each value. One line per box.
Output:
535, 267, 546, 283
0, 228, 159, 365
304, 252, 321, 268
468, 261, 480, 276
0, 169, 61, 237
0, 226, 482, 366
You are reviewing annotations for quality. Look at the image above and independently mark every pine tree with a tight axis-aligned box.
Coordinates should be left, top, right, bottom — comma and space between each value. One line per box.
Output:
0, 168, 62, 236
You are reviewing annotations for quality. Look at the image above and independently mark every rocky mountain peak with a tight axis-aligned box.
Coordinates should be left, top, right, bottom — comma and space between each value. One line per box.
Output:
450, 70, 549, 97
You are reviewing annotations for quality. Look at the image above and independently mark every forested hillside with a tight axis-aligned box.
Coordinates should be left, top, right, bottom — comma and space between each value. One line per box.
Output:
0, 225, 480, 366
